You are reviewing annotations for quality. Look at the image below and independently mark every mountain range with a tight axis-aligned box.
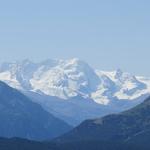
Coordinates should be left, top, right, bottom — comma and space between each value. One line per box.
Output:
0, 58, 150, 149
0, 58, 149, 125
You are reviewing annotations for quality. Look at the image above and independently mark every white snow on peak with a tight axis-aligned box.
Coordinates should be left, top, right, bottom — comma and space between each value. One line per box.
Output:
0, 58, 149, 105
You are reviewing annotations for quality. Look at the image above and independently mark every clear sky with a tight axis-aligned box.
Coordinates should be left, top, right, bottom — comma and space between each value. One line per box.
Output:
0, 0, 150, 76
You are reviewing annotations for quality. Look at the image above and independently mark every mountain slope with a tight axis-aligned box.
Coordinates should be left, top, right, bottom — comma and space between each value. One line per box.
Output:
55, 96, 150, 143
0, 138, 52, 150
0, 137, 143, 150
0, 81, 71, 141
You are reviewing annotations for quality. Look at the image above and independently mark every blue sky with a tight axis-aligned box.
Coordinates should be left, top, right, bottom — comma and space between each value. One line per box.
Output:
0, 0, 150, 76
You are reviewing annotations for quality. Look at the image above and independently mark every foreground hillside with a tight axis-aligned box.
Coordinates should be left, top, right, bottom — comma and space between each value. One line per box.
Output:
1, 96, 150, 149
0, 137, 150, 150
0, 81, 71, 141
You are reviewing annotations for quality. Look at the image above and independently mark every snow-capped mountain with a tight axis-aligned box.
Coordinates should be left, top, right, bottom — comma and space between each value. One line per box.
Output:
0, 58, 149, 125
0, 58, 149, 104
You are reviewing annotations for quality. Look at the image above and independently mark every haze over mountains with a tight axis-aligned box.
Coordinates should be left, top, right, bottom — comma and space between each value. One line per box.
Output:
0, 58, 149, 125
